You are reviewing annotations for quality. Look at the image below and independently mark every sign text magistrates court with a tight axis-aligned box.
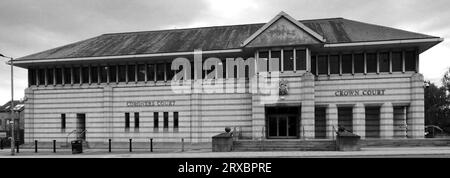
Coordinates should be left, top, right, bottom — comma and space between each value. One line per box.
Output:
127, 100, 176, 107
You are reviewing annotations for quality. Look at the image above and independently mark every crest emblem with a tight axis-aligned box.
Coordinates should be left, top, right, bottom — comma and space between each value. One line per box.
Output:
279, 79, 288, 96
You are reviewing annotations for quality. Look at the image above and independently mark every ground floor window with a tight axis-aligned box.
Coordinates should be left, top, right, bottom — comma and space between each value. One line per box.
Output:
365, 106, 381, 138
314, 107, 326, 139
338, 107, 353, 132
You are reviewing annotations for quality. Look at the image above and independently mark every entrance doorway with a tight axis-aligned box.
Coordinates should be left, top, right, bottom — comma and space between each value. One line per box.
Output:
266, 106, 300, 139
76, 113, 86, 140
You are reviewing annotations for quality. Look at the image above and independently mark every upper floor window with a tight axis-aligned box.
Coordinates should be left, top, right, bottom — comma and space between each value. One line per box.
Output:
379, 52, 390, 73
317, 55, 328, 75
329, 55, 339, 74
90, 66, 98, 84
63, 67, 71, 85
137, 64, 146, 82
354, 53, 364, 74
366, 53, 377, 73
73, 67, 81, 84
55, 68, 62, 85
405, 50, 417, 72
296, 49, 306, 71
283, 50, 294, 71
81, 66, 89, 84
127, 64, 136, 82
118, 65, 126, 82
47, 68, 54, 85
109, 65, 117, 83
156, 63, 165, 81
38, 68, 45, 85
100, 66, 108, 83
341, 54, 352, 74
392, 52, 403, 72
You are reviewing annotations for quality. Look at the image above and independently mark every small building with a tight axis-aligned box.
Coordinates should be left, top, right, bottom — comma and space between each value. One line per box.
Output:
0, 100, 25, 144
13, 12, 443, 147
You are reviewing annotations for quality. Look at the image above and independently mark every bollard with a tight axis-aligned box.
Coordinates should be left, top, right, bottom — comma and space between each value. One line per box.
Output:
35, 140, 38, 153
16, 141, 19, 153
129, 139, 132, 152
53, 140, 56, 153
108, 139, 111, 153
150, 138, 153, 152
181, 138, 184, 152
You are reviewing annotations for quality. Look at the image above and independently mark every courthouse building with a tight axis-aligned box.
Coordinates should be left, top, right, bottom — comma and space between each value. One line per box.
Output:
14, 12, 443, 146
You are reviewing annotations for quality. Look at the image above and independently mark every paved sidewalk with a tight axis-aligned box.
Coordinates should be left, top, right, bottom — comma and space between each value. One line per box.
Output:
1, 147, 450, 158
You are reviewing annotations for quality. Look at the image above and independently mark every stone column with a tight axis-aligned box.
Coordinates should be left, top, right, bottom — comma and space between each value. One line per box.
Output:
24, 88, 34, 143
380, 102, 394, 139
408, 73, 425, 138
352, 103, 365, 139
326, 104, 338, 139
103, 86, 113, 141
301, 72, 315, 139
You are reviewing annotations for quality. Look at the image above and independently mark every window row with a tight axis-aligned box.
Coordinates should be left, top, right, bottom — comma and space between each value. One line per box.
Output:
310, 50, 417, 75
257, 49, 307, 72
28, 63, 177, 86
124, 112, 179, 132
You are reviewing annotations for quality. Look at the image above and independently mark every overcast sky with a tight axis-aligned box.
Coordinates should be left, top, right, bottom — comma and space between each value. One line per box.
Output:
0, 0, 449, 104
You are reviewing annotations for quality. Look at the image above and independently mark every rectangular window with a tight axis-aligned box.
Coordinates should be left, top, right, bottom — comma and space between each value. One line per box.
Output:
81, 66, 89, 84
64, 67, 72, 85
283, 50, 294, 71
38, 68, 45, 85
153, 112, 159, 130
271, 50, 281, 71
379, 52, 390, 73
91, 66, 98, 83
365, 106, 381, 138
125, 113, 130, 130
163, 112, 169, 130
311, 56, 316, 75
166, 63, 174, 81
61, 113, 66, 130
366, 53, 377, 73
354, 53, 364, 73
314, 107, 326, 139
174, 112, 179, 130
118, 65, 126, 82
296, 49, 306, 71
317, 55, 328, 75
338, 107, 353, 132
73, 67, 80, 84
258, 51, 269, 73
329, 55, 340, 74
109, 65, 117, 83
137, 64, 146, 81
134, 112, 139, 129
47, 68, 54, 85
392, 52, 403, 72
405, 50, 416, 72
127, 64, 136, 82
156, 63, 165, 81
28, 68, 36, 86
100, 66, 108, 83
147, 64, 155, 82
342, 54, 352, 74
55, 68, 62, 85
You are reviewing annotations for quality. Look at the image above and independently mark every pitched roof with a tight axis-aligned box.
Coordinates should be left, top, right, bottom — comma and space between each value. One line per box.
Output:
0, 100, 24, 112
18, 17, 438, 61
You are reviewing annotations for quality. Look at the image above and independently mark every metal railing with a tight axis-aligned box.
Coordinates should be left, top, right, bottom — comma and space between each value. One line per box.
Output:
65, 130, 77, 146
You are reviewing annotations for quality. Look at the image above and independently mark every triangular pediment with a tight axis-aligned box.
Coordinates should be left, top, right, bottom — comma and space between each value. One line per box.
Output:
242, 11, 325, 48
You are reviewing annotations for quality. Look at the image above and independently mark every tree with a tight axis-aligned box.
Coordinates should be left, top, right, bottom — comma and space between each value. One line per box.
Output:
425, 82, 450, 134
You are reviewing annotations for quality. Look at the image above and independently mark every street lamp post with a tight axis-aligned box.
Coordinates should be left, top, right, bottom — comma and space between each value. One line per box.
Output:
0, 53, 15, 156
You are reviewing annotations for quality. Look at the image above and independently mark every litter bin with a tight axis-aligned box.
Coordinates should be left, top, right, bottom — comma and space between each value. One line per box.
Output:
212, 132, 233, 152
71, 140, 83, 154
336, 131, 361, 151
